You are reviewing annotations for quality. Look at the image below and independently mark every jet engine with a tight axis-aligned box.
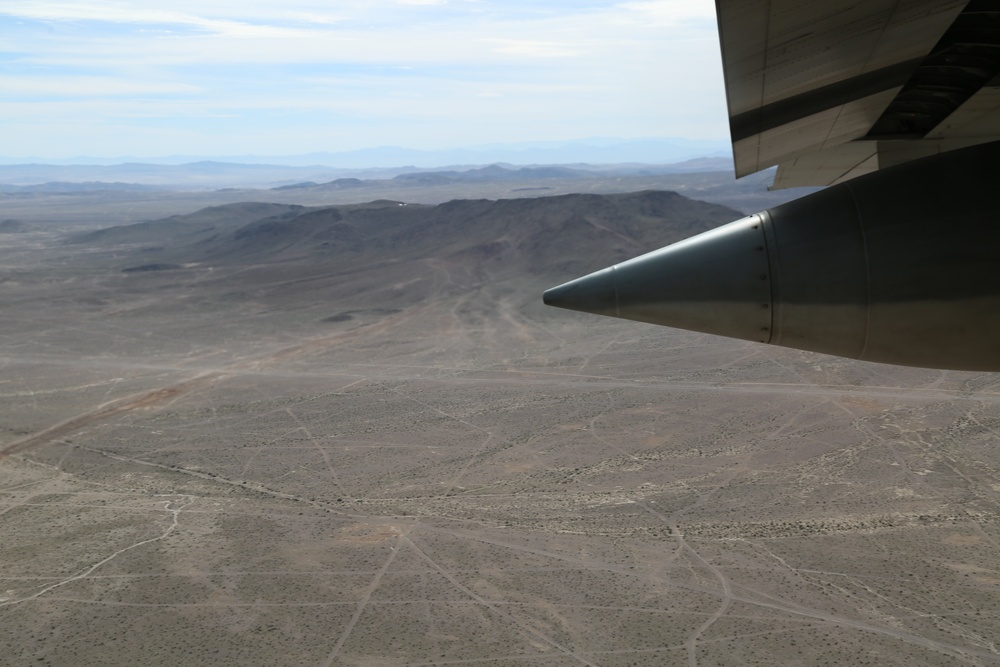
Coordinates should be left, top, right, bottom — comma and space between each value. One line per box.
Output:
543, 140, 1000, 371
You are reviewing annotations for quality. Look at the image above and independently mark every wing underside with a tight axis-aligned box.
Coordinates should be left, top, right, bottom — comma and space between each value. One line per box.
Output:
717, 0, 1000, 187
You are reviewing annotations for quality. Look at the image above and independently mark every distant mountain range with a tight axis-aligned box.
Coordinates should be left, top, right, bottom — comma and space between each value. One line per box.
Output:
0, 181, 168, 193
0, 137, 730, 169
0, 157, 735, 191
269, 163, 734, 193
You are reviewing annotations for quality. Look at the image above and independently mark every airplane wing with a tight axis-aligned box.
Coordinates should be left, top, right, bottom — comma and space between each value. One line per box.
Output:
543, 0, 1000, 371
719, 0, 1000, 188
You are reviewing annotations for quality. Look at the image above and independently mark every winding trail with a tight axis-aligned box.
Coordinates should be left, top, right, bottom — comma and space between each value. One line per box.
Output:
401, 533, 601, 667
413, 522, 994, 663
0, 495, 192, 607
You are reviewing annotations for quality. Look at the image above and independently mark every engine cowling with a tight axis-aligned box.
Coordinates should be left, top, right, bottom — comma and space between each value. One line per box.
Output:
543, 140, 1000, 371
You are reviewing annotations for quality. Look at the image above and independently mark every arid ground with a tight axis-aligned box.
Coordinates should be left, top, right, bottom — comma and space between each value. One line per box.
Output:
1, 187, 998, 667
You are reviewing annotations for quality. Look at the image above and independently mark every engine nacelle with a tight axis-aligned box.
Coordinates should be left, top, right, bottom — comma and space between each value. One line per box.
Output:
543, 141, 1000, 371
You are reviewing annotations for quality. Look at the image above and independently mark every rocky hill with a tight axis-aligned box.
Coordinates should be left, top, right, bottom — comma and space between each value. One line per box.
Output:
67, 202, 307, 247
78, 191, 737, 272
69, 190, 742, 315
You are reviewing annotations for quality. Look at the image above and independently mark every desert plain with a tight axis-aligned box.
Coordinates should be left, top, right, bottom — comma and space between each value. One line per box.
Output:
0, 177, 998, 666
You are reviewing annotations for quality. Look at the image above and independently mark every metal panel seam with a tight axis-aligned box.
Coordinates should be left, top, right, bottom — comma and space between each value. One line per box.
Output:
844, 183, 872, 361
759, 211, 777, 345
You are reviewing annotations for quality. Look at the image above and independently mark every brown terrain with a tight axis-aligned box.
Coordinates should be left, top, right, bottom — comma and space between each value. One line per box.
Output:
0, 186, 998, 667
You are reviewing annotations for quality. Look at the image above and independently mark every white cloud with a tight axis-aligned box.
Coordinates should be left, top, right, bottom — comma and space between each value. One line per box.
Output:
0, 2, 332, 39
3, 2, 220, 27
487, 39, 581, 58
0, 1, 439, 28
0, 75, 201, 96
0, 0, 729, 157
616, 0, 717, 25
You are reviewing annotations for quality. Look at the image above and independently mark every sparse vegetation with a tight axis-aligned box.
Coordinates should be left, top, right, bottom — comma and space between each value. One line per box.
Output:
0, 188, 997, 666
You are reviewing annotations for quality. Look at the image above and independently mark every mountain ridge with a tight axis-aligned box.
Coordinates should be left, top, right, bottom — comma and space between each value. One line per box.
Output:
69, 190, 741, 313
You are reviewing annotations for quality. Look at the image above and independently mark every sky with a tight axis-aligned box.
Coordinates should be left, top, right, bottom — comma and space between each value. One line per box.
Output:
0, 0, 729, 159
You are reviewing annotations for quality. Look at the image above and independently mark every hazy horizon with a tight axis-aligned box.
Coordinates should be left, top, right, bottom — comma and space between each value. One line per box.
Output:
0, 136, 732, 168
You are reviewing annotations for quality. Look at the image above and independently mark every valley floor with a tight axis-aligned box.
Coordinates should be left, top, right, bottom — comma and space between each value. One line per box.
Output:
1, 207, 999, 667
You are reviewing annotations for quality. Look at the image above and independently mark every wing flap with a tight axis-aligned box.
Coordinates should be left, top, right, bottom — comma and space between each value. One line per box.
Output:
771, 143, 879, 189
734, 88, 901, 178
718, 0, 971, 184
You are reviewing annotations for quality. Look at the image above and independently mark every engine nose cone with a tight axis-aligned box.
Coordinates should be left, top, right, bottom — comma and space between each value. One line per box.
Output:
543, 214, 774, 343
542, 266, 618, 316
